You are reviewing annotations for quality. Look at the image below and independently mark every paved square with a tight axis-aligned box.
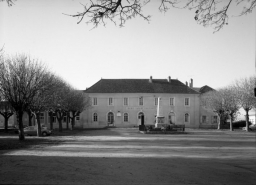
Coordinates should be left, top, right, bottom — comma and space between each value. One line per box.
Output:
0, 128, 256, 184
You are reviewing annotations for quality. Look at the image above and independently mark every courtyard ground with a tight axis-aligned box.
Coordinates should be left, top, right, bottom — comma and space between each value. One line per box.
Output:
0, 128, 256, 185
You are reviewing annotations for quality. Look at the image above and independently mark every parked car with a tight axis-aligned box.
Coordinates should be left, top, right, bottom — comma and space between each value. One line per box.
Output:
243, 124, 256, 131
249, 124, 256, 131
23, 126, 53, 136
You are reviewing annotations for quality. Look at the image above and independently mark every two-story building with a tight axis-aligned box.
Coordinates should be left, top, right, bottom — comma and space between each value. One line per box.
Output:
80, 76, 217, 128
1, 77, 218, 129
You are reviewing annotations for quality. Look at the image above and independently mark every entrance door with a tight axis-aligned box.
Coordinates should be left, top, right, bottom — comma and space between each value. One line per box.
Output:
169, 113, 175, 124
138, 112, 145, 126
108, 112, 114, 126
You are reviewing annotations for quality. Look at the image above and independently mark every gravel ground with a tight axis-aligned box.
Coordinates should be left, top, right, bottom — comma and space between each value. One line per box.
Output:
0, 128, 256, 185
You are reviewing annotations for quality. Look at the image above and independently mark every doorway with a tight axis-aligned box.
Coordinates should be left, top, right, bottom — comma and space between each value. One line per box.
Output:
138, 112, 145, 126
169, 113, 175, 124
107, 112, 114, 126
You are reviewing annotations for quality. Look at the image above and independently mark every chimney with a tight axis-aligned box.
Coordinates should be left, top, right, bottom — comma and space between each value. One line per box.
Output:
149, 76, 153, 83
185, 81, 188, 86
167, 76, 171, 83
189, 78, 193, 88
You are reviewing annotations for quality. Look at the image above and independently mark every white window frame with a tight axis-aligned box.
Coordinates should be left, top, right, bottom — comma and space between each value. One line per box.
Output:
170, 98, 175, 106
139, 97, 143, 106
108, 97, 114, 106
93, 113, 98, 122
155, 98, 158, 106
212, 116, 218, 124
202, 115, 207, 123
184, 113, 190, 123
184, 98, 190, 107
93, 97, 98, 106
124, 97, 129, 106
124, 113, 129, 122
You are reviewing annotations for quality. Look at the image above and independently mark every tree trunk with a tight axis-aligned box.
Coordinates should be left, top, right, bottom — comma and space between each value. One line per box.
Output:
229, 114, 233, 131
217, 114, 221, 130
56, 110, 63, 132
58, 118, 62, 132
27, 111, 34, 126
71, 111, 77, 130
4, 115, 8, 133
36, 113, 42, 137
17, 111, 25, 141
72, 117, 75, 130
66, 115, 69, 130
245, 109, 249, 132
49, 112, 53, 130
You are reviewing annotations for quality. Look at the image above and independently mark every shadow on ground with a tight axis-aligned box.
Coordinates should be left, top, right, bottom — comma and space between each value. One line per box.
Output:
0, 155, 255, 185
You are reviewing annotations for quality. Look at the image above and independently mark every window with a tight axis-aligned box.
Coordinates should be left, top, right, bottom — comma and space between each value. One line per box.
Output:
40, 112, 44, 120
170, 98, 174, 106
48, 112, 56, 123
139, 97, 143, 106
185, 98, 190, 106
212, 116, 218, 124
93, 113, 98, 122
124, 113, 128, 122
124, 97, 128, 106
109, 97, 113, 106
185, 113, 190, 123
76, 113, 80, 120
155, 98, 158, 106
93, 97, 97, 106
202, 116, 207, 123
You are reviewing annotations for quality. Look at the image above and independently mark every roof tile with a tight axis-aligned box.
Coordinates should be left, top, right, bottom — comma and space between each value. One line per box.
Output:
84, 79, 200, 94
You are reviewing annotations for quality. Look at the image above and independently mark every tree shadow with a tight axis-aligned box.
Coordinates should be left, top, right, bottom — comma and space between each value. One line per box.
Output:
0, 155, 255, 185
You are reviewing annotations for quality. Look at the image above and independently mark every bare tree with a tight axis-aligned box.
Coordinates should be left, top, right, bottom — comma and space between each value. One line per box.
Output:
68, 0, 256, 31
0, 101, 14, 132
66, 88, 90, 130
28, 72, 56, 137
26, 109, 35, 126
0, 0, 15, 6
233, 76, 256, 132
0, 54, 51, 140
220, 87, 240, 131
2, 0, 254, 31
201, 90, 226, 129
47, 77, 70, 132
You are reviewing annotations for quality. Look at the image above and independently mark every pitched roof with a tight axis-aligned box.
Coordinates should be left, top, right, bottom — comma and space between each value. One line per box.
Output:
84, 79, 200, 94
193, 85, 215, 94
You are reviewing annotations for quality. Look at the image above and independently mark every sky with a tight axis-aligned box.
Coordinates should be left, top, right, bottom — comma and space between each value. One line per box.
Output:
0, 0, 255, 90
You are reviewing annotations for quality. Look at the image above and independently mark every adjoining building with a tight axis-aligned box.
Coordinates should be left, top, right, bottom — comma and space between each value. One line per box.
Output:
81, 76, 217, 129
192, 85, 219, 129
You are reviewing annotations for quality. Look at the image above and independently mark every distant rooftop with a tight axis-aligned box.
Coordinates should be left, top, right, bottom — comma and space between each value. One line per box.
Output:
193, 85, 215, 94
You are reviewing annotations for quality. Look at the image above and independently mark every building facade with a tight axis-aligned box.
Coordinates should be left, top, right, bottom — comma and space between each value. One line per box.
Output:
81, 77, 217, 129
1, 77, 217, 129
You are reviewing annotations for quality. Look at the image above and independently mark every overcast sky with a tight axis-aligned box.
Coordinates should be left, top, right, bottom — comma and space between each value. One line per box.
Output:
0, 0, 255, 90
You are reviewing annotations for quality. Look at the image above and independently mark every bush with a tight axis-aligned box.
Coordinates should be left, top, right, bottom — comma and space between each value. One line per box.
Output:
232, 120, 252, 128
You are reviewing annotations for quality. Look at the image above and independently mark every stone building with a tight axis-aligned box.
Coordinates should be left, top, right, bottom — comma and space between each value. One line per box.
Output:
81, 77, 217, 128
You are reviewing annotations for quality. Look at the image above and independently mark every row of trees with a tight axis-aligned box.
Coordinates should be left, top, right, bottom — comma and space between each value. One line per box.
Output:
201, 76, 256, 131
0, 53, 90, 140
